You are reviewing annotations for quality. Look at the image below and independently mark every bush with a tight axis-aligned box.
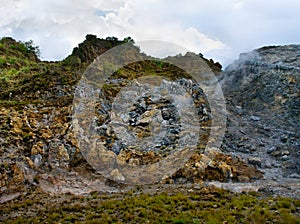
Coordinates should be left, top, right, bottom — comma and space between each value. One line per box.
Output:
23, 40, 41, 58
62, 55, 81, 66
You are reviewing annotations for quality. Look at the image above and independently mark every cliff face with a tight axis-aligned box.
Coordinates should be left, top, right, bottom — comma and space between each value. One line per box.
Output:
0, 36, 127, 196
1, 35, 253, 197
0, 35, 299, 200
221, 45, 300, 180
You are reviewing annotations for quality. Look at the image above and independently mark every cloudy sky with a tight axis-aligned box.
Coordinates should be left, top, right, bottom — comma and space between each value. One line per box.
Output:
1, 0, 299, 66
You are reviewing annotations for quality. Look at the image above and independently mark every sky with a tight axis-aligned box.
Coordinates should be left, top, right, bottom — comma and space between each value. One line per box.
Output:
0, 0, 299, 66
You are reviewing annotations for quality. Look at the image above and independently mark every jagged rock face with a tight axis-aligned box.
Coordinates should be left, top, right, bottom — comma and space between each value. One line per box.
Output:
67, 34, 128, 65
0, 36, 264, 197
221, 45, 300, 179
94, 78, 210, 157
222, 45, 300, 119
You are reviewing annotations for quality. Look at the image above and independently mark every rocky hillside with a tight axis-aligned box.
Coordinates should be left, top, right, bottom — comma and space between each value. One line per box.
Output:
221, 45, 300, 182
0, 35, 128, 196
0, 35, 263, 199
0, 35, 299, 222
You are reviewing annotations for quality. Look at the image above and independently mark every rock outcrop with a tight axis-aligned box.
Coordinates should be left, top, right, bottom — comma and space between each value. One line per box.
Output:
221, 45, 300, 180
2, 35, 299, 199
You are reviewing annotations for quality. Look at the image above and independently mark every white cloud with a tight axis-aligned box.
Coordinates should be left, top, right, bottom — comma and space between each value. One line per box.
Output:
0, 0, 299, 66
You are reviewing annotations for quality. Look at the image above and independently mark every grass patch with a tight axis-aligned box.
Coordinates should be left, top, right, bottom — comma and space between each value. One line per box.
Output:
1, 188, 299, 223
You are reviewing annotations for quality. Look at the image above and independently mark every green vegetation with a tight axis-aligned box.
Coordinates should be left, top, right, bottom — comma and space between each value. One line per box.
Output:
1, 187, 299, 223
111, 60, 192, 80
0, 37, 81, 107
23, 40, 41, 58
98, 59, 193, 99
0, 37, 40, 60
70, 34, 134, 65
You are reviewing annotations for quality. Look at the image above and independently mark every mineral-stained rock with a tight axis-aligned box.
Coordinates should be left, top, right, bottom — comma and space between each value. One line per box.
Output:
110, 169, 125, 182
25, 157, 35, 168
247, 157, 262, 167
57, 144, 69, 161
281, 150, 290, 156
31, 141, 44, 155
41, 129, 52, 139
1, 36, 298, 197
237, 175, 250, 183
9, 163, 25, 192
171, 153, 263, 183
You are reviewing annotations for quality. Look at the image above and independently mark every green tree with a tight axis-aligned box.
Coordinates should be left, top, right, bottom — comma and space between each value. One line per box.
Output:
123, 36, 134, 44
23, 40, 41, 57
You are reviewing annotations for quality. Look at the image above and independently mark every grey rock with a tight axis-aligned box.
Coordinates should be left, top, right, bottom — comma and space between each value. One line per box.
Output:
221, 45, 300, 185
264, 161, 273, 169
33, 154, 42, 167
248, 157, 262, 167
250, 115, 261, 121
281, 150, 290, 156
272, 150, 282, 157
239, 129, 246, 135
273, 163, 281, 168
250, 146, 257, 152
280, 135, 288, 143
267, 146, 276, 154
289, 173, 300, 179
235, 106, 243, 115
281, 155, 289, 161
